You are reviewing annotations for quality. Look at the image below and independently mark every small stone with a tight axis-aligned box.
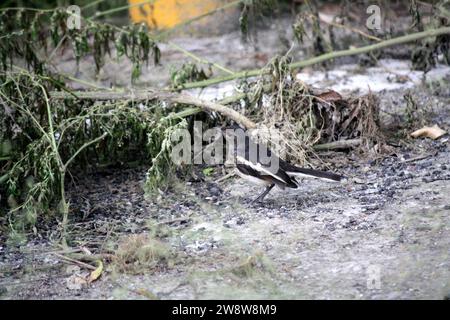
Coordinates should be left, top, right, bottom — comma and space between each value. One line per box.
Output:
65, 265, 81, 274
66, 274, 88, 290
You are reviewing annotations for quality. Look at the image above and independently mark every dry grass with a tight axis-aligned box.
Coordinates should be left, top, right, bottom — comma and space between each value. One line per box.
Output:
113, 234, 174, 275
246, 73, 386, 166
229, 251, 274, 278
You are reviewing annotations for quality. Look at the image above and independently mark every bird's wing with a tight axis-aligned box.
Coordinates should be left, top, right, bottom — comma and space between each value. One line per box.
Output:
236, 155, 298, 189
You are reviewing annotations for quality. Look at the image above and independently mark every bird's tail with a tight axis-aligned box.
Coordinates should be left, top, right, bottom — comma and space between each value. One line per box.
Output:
284, 164, 344, 182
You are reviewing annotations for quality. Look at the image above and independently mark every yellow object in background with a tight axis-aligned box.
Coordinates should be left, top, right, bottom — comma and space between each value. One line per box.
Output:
129, 0, 228, 30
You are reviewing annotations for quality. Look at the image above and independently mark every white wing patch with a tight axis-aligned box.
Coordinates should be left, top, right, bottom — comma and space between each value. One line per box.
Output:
235, 168, 271, 186
236, 155, 287, 184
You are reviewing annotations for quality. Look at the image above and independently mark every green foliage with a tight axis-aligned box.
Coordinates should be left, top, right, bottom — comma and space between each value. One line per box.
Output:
170, 63, 210, 88
0, 8, 161, 81
0, 71, 186, 238
145, 118, 189, 194
409, 0, 424, 32
404, 92, 428, 129
292, 2, 333, 57
239, 0, 277, 42
115, 23, 161, 82
0, 0, 127, 12
0, 10, 46, 74
202, 167, 214, 176
411, 0, 450, 71
292, 14, 308, 44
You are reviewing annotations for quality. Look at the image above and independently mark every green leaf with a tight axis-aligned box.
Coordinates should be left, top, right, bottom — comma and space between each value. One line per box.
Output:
202, 167, 214, 176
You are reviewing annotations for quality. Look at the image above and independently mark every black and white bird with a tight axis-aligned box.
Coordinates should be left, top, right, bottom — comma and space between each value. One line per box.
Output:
222, 126, 344, 203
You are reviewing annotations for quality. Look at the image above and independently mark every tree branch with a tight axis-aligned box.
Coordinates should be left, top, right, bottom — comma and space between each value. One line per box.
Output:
177, 26, 450, 90
312, 139, 361, 151
50, 90, 257, 129
49, 90, 364, 151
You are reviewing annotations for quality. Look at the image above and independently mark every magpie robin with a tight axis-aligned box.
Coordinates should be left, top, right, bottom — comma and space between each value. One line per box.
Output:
222, 126, 344, 203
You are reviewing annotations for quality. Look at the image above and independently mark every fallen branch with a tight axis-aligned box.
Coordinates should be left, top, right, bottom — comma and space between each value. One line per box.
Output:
53, 253, 97, 271
68, 252, 115, 263
49, 89, 365, 151
401, 152, 436, 163
312, 139, 361, 151
156, 216, 192, 226
216, 171, 236, 183
178, 26, 450, 90
49, 90, 257, 129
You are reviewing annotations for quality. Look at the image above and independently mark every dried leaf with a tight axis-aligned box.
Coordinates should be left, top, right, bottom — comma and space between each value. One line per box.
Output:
315, 90, 343, 103
88, 260, 103, 283
411, 125, 446, 140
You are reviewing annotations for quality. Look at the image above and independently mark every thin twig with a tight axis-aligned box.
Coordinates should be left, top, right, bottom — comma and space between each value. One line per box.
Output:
401, 152, 437, 163
53, 253, 97, 271
308, 13, 382, 42
167, 42, 235, 75
63, 132, 108, 170
216, 171, 236, 183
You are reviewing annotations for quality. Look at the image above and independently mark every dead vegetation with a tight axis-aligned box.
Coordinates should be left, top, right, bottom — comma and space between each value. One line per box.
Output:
113, 234, 175, 275
237, 59, 387, 166
229, 251, 274, 278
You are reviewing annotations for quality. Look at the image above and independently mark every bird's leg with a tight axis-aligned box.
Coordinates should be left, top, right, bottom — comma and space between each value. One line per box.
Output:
252, 184, 275, 203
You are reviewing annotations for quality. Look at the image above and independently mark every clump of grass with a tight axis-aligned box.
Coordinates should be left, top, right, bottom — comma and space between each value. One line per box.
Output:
147, 219, 175, 239
230, 251, 274, 278
241, 54, 386, 165
404, 91, 430, 129
113, 234, 175, 275
344, 92, 385, 152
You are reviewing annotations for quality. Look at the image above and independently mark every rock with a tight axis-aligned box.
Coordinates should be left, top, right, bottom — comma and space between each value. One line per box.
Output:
66, 274, 88, 290
65, 265, 81, 274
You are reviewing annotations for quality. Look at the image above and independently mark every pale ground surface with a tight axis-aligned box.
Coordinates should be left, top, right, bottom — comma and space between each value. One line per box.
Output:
1, 21, 449, 300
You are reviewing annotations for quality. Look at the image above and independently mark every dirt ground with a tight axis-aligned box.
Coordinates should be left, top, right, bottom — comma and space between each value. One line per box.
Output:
1, 21, 450, 300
